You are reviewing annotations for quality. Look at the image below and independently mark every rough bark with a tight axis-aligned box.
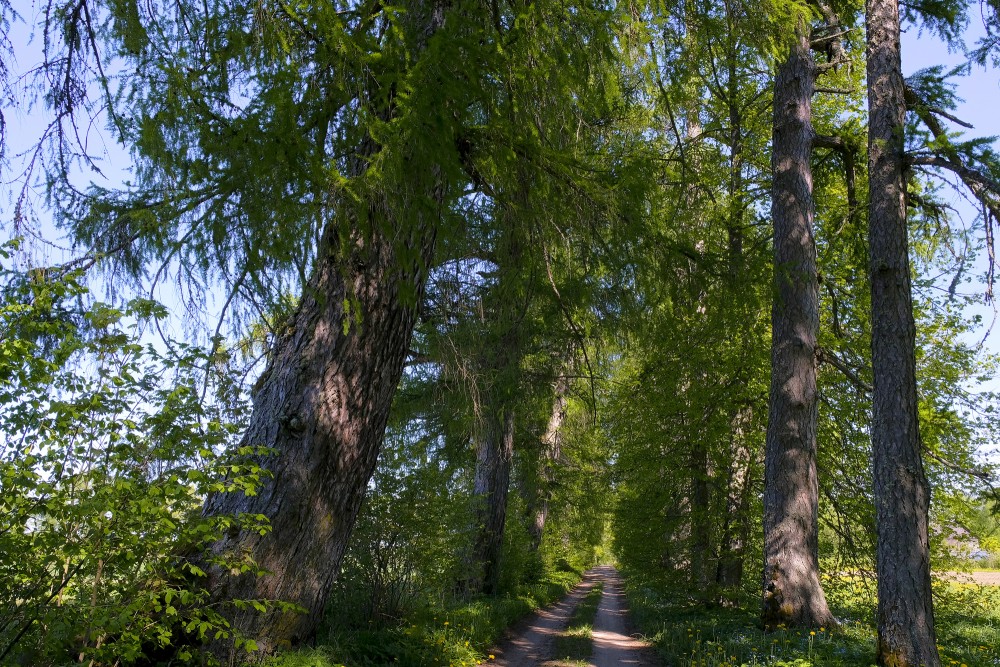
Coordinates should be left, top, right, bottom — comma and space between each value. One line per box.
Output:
470, 408, 516, 595
464, 202, 527, 596
865, 0, 941, 663
762, 21, 836, 630
528, 372, 570, 551
198, 0, 448, 654
716, 45, 751, 603
202, 209, 438, 653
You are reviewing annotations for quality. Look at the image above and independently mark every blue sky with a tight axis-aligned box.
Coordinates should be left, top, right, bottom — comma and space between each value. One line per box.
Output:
902, 21, 1000, 379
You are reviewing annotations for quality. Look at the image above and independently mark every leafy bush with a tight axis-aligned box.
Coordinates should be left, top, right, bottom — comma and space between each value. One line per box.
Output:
0, 252, 267, 665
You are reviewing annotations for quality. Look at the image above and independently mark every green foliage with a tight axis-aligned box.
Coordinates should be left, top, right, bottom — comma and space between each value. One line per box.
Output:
324, 417, 472, 630
902, 0, 968, 46
970, 0, 1000, 67
7, 0, 1000, 663
0, 247, 271, 665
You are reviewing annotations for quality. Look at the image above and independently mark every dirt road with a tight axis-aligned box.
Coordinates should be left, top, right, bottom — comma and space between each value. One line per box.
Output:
481, 566, 657, 667
589, 566, 657, 667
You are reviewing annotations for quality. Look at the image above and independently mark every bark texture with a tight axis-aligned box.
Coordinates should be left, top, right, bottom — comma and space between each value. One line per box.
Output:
199, 0, 449, 654
202, 213, 438, 652
762, 23, 836, 630
528, 372, 569, 551
865, 0, 941, 663
470, 408, 516, 595
464, 183, 529, 595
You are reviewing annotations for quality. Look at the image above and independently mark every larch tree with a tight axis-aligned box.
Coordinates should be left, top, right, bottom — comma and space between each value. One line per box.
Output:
191, 0, 461, 650
865, 0, 941, 663
21, 0, 627, 655
466, 212, 529, 596
762, 6, 837, 629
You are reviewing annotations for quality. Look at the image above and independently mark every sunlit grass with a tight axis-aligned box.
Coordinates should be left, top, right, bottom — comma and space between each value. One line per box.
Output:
623, 572, 1000, 667
552, 581, 604, 663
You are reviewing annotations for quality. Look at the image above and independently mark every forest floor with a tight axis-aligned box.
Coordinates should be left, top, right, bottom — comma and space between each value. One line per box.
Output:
480, 566, 658, 667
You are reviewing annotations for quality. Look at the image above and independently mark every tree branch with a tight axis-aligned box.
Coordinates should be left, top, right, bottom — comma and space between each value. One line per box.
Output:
905, 82, 1000, 300
906, 155, 1000, 198
817, 347, 872, 393
813, 134, 858, 225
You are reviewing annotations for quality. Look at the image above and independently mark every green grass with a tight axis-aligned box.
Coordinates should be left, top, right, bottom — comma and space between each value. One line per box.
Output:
551, 581, 604, 664
621, 573, 1000, 667
267, 571, 581, 667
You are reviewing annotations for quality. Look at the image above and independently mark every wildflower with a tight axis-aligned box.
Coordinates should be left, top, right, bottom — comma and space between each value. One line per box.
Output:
810, 631, 816, 636
489, 654, 495, 660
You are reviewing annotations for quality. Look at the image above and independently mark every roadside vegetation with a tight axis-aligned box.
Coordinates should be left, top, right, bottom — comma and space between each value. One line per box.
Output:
624, 573, 1000, 667
268, 572, 580, 667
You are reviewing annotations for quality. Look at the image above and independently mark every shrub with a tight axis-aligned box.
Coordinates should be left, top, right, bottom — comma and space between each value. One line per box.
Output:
0, 253, 267, 665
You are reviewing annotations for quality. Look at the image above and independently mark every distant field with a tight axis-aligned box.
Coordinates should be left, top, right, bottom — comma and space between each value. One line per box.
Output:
940, 571, 1000, 585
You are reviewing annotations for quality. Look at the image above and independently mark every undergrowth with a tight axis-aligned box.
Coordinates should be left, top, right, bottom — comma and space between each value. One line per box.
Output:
622, 571, 1000, 667
268, 571, 580, 667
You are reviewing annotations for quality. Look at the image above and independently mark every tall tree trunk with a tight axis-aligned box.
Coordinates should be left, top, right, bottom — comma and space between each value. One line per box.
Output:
689, 438, 712, 594
716, 40, 752, 604
202, 208, 438, 652
528, 371, 570, 551
470, 408, 516, 595
866, 0, 940, 663
716, 408, 753, 600
762, 21, 836, 629
682, 63, 713, 597
199, 0, 448, 653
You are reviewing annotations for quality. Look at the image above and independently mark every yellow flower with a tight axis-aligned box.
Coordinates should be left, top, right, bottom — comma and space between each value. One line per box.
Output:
489, 655, 495, 660
810, 631, 816, 636
444, 621, 449, 626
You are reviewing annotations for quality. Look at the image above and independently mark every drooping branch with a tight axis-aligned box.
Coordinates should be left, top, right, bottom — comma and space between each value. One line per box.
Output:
905, 83, 1000, 299
905, 155, 1000, 202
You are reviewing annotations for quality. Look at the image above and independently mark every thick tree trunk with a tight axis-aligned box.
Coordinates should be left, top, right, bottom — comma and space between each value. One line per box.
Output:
528, 372, 569, 551
865, 0, 941, 664
762, 22, 836, 629
202, 214, 437, 652
470, 408, 516, 595
198, 0, 448, 654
